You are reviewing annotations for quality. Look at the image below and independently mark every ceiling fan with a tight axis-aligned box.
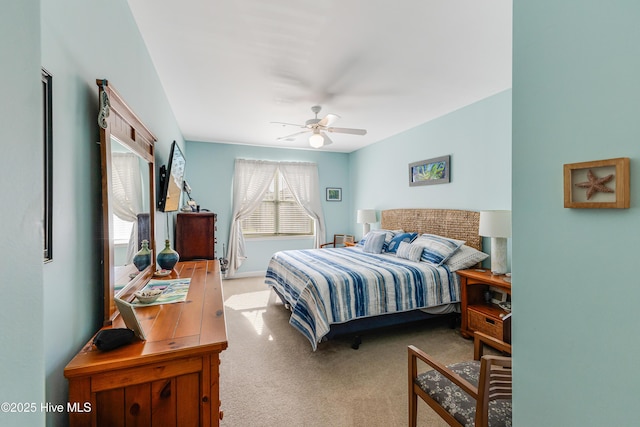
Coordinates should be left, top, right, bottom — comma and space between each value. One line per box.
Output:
272, 105, 367, 148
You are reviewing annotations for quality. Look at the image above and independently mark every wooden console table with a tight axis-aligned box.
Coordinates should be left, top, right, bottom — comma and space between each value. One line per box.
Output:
64, 260, 228, 427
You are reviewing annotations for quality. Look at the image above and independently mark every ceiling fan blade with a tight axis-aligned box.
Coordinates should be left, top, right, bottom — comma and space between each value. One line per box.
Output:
276, 130, 310, 141
326, 127, 367, 136
321, 132, 333, 146
318, 113, 340, 127
271, 121, 306, 128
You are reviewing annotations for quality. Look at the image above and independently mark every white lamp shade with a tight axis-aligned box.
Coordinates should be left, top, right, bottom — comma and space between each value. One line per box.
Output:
309, 133, 324, 148
357, 209, 377, 224
479, 210, 511, 238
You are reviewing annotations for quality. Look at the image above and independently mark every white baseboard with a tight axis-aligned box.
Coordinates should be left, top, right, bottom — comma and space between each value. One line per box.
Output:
223, 270, 265, 280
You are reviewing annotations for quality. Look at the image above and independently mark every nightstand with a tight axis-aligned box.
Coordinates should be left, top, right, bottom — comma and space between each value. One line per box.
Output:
457, 269, 511, 353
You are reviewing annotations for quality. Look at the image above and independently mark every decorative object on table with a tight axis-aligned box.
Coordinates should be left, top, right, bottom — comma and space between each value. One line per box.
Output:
153, 269, 172, 277
563, 157, 629, 209
134, 288, 163, 304
93, 328, 135, 351
180, 180, 198, 212
326, 187, 342, 201
484, 289, 493, 304
408, 155, 450, 186
157, 239, 180, 270
132, 239, 152, 271
357, 209, 377, 235
129, 278, 192, 307
219, 243, 229, 274
479, 210, 511, 275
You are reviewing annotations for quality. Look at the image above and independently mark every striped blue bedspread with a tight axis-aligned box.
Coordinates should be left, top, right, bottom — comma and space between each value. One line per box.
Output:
265, 247, 459, 350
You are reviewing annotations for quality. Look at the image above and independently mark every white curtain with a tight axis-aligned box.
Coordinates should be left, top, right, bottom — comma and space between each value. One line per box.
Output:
279, 161, 326, 249
226, 159, 327, 277
112, 152, 142, 263
227, 159, 278, 276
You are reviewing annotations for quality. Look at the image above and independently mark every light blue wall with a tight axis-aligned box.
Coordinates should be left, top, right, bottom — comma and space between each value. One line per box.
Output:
185, 141, 350, 275
36, 1, 184, 426
0, 1, 45, 426
349, 90, 512, 243
513, 2, 640, 426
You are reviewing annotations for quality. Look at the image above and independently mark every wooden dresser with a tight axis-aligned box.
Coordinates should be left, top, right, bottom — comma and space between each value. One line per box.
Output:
176, 212, 217, 260
64, 260, 228, 427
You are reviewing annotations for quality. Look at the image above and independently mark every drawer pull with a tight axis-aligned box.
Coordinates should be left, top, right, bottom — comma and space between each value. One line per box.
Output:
485, 318, 495, 325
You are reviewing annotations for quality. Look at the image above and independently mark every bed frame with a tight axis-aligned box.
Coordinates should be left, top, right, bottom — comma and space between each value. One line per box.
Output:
380, 208, 481, 251
320, 209, 482, 349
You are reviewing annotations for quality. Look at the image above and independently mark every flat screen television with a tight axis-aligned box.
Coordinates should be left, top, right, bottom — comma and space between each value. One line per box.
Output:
158, 141, 186, 212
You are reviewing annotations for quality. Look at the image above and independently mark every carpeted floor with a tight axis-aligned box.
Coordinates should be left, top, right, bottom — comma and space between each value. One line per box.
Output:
219, 276, 483, 427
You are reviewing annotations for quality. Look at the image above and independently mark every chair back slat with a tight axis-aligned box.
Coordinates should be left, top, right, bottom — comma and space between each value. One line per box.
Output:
476, 356, 512, 427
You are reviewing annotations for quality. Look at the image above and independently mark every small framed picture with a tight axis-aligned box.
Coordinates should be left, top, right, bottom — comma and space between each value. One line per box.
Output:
563, 157, 629, 209
326, 187, 342, 202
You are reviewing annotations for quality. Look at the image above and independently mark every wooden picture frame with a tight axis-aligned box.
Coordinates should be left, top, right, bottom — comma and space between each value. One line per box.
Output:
42, 68, 53, 262
326, 187, 342, 202
563, 157, 629, 209
409, 155, 450, 186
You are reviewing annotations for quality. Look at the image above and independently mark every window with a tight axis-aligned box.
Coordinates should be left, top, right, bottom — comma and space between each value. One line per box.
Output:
113, 215, 134, 245
241, 171, 313, 237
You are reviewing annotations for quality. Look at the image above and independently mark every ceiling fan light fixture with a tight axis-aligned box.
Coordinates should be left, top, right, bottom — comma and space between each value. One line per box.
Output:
309, 132, 324, 148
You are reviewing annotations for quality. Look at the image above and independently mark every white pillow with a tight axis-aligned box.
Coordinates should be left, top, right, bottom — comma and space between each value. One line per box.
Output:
413, 234, 465, 266
359, 229, 404, 249
445, 245, 489, 271
363, 231, 386, 254
396, 241, 423, 262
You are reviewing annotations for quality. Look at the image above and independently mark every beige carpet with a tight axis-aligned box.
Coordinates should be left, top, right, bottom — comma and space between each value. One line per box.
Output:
219, 276, 484, 427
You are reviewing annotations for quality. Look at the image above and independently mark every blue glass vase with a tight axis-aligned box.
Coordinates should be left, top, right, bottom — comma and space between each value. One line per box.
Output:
132, 239, 151, 271
157, 239, 179, 270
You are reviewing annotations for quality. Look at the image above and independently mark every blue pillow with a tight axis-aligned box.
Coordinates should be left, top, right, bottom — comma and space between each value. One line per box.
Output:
363, 231, 386, 254
386, 232, 418, 253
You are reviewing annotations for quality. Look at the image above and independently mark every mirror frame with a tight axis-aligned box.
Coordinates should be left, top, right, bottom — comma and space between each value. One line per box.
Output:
97, 79, 156, 325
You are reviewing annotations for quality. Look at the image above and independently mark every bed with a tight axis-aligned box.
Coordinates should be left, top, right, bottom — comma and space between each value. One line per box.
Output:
265, 209, 485, 350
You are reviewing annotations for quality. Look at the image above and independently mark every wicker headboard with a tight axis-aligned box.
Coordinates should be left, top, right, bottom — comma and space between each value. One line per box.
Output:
380, 209, 482, 251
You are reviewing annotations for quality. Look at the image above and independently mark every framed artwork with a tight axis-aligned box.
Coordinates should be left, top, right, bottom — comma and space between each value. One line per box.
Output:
42, 68, 53, 262
563, 157, 629, 209
326, 187, 342, 202
409, 155, 450, 186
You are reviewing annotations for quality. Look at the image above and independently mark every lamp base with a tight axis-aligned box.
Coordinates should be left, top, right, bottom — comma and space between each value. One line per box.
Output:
362, 223, 371, 236
490, 237, 508, 275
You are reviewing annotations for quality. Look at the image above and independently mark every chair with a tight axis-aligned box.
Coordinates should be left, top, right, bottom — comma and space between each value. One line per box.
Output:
320, 234, 354, 248
408, 344, 512, 427
473, 331, 511, 361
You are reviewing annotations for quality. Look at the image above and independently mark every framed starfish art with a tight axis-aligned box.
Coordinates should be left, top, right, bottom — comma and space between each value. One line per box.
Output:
563, 157, 630, 208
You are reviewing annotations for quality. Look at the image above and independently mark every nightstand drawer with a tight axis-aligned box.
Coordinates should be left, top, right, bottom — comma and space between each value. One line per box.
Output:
468, 307, 503, 340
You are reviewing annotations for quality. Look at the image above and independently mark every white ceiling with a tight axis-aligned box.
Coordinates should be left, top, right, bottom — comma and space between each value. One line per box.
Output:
127, 0, 512, 153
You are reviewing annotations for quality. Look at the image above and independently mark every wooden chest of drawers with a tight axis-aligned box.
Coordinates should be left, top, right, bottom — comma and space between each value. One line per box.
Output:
176, 212, 217, 260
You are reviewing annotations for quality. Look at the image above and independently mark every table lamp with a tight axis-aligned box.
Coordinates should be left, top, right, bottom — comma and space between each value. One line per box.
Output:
479, 210, 511, 275
357, 209, 377, 236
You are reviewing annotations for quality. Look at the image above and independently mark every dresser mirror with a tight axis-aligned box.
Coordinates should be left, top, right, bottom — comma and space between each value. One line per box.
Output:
97, 79, 156, 325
